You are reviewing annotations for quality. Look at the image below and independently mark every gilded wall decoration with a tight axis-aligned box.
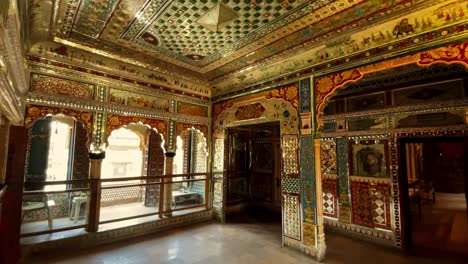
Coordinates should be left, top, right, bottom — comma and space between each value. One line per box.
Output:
108, 88, 169, 111
336, 138, 350, 206
92, 112, 106, 151
31, 74, 94, 99
29, 44, 210, 98
299, 78, 311, 113
177, 102, 208, 117
315, 69, 362, 117
25, 104, 93, 139
301, 136, 316, 224
282, 135, 299, 176
303, 222, 316, 248
283, 194, 301, 240
320, 140, 337, 176
282, 176, 300, 194
175, 123, 208, 137
234, 103, 265, 121
106, 114, 167, 138
418, 41, 468, 67
315, 40, 468, 131
213, 83, 299, 120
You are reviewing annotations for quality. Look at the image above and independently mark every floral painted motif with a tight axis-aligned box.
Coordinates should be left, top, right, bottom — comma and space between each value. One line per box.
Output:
234, 103, 265, 120
25, 104, 93, 141
177, 102, 208, 117
106, 114, 167, 138
176, 123, 208, 136
213, 83, 299, 121
418, 41, 468, 67
315, 69, 362, 116
31, 75, 94, 99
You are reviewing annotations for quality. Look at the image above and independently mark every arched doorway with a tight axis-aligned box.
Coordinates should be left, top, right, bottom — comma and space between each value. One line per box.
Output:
212, 98, 301, 243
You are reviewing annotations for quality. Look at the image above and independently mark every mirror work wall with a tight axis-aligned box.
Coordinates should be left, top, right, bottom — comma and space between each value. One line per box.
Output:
314, 41, 468, 250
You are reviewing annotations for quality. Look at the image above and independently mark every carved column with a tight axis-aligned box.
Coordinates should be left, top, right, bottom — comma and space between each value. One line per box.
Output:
163, 152, 175, 217
314, 138, 326, 261
86, 151, 105, 232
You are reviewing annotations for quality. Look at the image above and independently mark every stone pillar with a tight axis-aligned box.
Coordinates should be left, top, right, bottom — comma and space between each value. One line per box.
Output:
86, 151, 105, 232
314, 138, 326, 261
163, 152, 175, 217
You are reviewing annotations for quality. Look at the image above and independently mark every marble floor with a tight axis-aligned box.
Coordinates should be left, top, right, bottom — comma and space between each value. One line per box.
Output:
23, 219, 466, 264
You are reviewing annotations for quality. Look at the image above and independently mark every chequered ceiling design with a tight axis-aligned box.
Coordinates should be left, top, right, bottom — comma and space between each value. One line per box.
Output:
141, 0, 306, 57
57, 0, 309, 67
48, 0, 426, 92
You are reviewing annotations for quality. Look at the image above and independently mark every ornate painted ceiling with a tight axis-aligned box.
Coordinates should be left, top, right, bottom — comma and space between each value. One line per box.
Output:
25, 0, 468, 98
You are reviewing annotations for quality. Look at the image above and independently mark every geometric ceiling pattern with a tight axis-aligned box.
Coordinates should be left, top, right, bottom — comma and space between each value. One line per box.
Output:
32, 0, 467, 97
56, 0, 309, 67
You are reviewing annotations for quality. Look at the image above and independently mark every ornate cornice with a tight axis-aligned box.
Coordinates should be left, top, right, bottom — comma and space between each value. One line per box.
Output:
213, 22, 468, 101
25, 93, 211, 126
0, 9, 28, 124
322, 99, 468, 121
27, 61, 211, 105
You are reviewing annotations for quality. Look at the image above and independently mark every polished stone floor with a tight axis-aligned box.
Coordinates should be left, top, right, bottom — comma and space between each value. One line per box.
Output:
24, 220, 466, 264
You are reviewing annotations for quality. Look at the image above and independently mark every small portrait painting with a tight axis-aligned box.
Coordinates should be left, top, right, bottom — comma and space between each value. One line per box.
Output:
351, 142, 388, 178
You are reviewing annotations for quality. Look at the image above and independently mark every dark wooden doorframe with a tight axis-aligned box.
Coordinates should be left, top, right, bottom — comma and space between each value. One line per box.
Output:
398, 136, 467, 252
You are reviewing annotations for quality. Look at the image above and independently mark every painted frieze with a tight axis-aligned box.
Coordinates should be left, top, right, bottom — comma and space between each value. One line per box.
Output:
108, 88, 169, 111
30, 74, 94, 100
177, 102, 209, 117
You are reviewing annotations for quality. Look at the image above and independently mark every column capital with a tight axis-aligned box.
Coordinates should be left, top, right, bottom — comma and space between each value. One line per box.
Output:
88, 151, 106, 160
165, 151, 176, 158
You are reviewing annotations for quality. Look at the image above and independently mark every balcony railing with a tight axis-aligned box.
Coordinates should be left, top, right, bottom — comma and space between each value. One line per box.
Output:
20, 173, 209, 237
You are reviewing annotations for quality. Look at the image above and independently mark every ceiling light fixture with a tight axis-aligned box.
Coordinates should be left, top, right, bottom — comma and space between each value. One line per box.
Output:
196, 2, 238, 32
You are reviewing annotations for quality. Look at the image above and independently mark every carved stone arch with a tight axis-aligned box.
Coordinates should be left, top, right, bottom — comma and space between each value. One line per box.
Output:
212, 97, 300, 238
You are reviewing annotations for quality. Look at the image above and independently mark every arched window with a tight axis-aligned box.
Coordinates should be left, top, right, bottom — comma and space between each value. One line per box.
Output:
25, 115, 88, 191
102, 127, 144, 180
174, 128, 208, 174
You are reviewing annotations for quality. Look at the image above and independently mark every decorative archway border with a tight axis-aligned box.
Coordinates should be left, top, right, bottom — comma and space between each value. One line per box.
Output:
25, 104, 93, 142
106, 114, 167, 139
313, 40, 468, 249
176, 123, 208, 137
315, 41, 468, 129
213, 83, 299, 121
212, 97, 302, 243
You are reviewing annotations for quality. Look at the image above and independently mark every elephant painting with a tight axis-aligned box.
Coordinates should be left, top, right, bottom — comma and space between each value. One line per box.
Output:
393, 18, 414, 38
